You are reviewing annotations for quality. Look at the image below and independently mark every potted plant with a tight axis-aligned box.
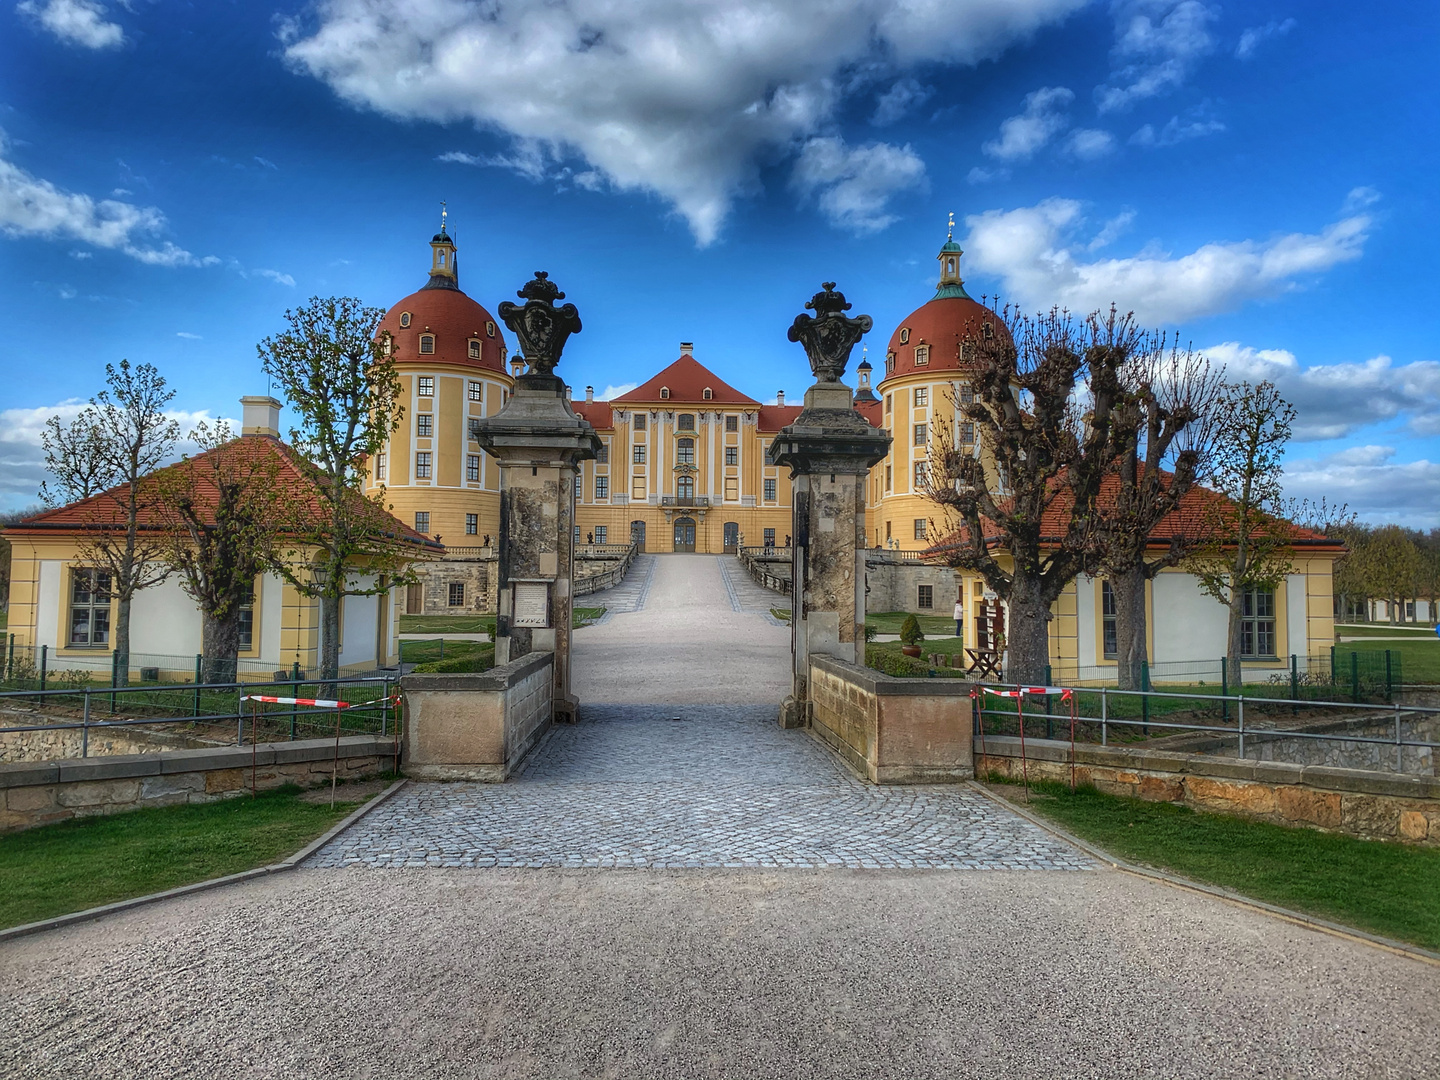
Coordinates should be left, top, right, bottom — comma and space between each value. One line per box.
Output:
899, 614, 924, 658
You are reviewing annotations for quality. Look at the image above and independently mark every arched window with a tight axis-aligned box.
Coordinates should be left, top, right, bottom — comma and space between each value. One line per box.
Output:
660, 387, 670, 399
419, 334, 435, 354
677, 475, 694, 499
486, 321, 496, 337
678, 413, 695, 431
677, 437, 695, 465
468, 339, 481, 359
703, 388, 712, 400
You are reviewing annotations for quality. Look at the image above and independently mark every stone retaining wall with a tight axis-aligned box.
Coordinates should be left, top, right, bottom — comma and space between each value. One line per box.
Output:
977, 736, 1440, 845
808, 655, 973, 783
401, 652, 554, 781
0, 736, 393, 833
0, 723, 223, 763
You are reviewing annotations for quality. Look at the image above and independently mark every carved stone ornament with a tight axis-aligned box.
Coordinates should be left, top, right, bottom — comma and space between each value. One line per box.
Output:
497, 271, 582, 377
787, 282, 873, 384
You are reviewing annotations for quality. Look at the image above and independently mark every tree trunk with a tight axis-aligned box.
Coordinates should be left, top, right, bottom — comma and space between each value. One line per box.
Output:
115, 593, 132, 688
202, 612, 241, 684
320, 592, 342, 684
1112, 565, 1147, 691
1005, 573, 1051, 686
1226, 584, 1244, 686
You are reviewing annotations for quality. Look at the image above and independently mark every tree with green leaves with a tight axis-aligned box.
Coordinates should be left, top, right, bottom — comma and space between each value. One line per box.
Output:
924, 307, 1131, 685
153, 422, 284, 682
1185, 381, 1297, 678
1362, 525, 1422, 624
41, 360, 180, 685
257, 296, 410, 682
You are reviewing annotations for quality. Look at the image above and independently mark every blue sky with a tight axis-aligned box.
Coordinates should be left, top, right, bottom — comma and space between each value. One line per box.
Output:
2, 0, 1437, 525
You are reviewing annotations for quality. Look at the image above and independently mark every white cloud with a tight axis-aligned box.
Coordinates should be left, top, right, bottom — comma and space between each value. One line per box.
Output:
281, 0, 1086, 245
176, 331, 202, 340
1130, 114, 1225, 147
962, 198, 1371, 324
1086, 208, 1135, 250
1201, 343, 1440, 442
791, 137, 926, 234
254, 156, 278, 170
16, 0, 123, 50
1065, 128, 1116, 160
0, 401, 225, 511
1097, 1, 1217, 113
0, 144, 216, 267
1284, 448, 1440, 528
967, 165, 1010, 185
1344, 186, 1381, 212
1236, 17, 1296, 60
871, 78, 933, 127
254, 268, 296, 287
595, 383, 638, 401
983, 86, 1074, 162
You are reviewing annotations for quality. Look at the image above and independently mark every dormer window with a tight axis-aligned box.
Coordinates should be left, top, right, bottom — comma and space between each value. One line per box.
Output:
486, 321, 496, 338
660, 387, 670, 399
678, 413, 695, 431
886, 350, 895, 374
380, 333, 392, 356
399, 312, 412, 328
899, 327, 910, 344
468, 339, 481, 359
703, 388, 712, 400
419, 334, 435, 354
914, 344, 930, 366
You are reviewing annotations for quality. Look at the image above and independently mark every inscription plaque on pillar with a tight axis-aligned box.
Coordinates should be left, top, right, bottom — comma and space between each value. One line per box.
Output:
512, 581, 551, 628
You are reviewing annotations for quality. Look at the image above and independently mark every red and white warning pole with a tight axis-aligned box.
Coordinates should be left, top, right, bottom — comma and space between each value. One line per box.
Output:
982, 686, 1075, 799
240, 694, 354, 804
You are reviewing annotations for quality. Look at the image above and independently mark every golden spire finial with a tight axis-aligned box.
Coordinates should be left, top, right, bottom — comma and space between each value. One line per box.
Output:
947, 211, 954, 240
441, 200, 448, 235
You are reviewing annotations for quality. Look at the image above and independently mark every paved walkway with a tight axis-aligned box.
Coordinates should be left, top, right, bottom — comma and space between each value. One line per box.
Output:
311, 705, 1090, 870
571, 554, 791, 705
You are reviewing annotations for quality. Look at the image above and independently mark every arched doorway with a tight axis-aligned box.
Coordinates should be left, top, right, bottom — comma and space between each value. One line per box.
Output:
630, 520, 646, 553
723, 522, 739, 554
673, 517, 696, 553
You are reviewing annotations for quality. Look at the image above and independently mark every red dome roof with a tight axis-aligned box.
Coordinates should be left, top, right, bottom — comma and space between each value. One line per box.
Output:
881, 295, 1011, 384
376, 285, 508, 375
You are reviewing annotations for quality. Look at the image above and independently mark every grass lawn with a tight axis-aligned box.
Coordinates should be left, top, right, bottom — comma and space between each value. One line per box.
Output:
399, 638, 493, 666
1338, 623, 1438, 638
865, 611, 957, 637
0, 784, 378, 930
399, 614, 494, 634
1347, 639, 1440, 683
771, 608, 791, 621
573, 606, 606, 628
995, 780, 1440, 950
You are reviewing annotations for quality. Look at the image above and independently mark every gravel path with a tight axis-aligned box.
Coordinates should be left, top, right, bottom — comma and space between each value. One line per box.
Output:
3, 868, 1438, 1079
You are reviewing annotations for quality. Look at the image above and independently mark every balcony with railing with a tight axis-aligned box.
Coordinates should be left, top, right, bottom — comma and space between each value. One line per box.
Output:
659, 496, 711, 508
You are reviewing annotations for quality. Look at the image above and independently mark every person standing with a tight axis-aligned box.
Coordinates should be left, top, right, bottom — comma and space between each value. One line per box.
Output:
953, 597, 964, 639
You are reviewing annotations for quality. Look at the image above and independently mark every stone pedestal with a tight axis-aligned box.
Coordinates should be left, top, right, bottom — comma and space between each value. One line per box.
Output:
472, 373, 600, 723
766, 284, 890, 729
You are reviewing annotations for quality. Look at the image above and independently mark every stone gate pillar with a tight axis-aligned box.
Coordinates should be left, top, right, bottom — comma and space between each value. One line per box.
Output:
471, 272, 600, 723
767, 284, 891, 729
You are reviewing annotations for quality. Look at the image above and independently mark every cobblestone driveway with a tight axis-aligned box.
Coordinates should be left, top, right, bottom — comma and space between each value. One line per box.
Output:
311, 705, 1091, 870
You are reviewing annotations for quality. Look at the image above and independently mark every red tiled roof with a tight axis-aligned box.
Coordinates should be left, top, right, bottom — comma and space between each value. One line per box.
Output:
612, 355, 759, 405
571, 400, 614, 430
880, 296, 1012, 386
757, 404, 803, 432
376, 285, 509, 375
6, 436, 442, 552
855, 399, 883, 428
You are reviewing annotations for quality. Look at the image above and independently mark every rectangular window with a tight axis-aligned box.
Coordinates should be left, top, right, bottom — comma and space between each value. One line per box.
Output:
918, 585, 933, 609
468, 380, 482, 402
69, 568, 112, 647
960, 422, 976, 444
595, 476, 609, 499
632, 476, 646, 500
914, 387, 929, 407
417, 414, 433, 437
677, 439, 695, 465
678, 413, 695, 431
465, 513, 478, 535
575, 475, 582, 498
237, 586, 254, 651
633, 413, 646, 431
415, 511, 430, 533
886, 520, 892, 541
914, 345, 929, 366
960, 387, 974, 405
725, 415, 738, 432
375, 453, 386, 480
468, 340, 481, 359
1102, 580, 1117, 660
764, 528, 776, 547
1241, 587, 1277, 657
418, 377, 434, 396
913, 461, 927, 488
885, 393, 892, 414
763, 478, 777, 502
724, 477, 738, 500
725, 446, 737, 466
466, 454, 480, 482
913, 518, 927, 540
595, 526, 607, 543
574, 525, 582, 545
449, 583, 465, 607
596, 443, 608, 464
415, 452, 432, 479
885, 465, 892, 491
914, 423, 927, 446
633, 445, 646, 464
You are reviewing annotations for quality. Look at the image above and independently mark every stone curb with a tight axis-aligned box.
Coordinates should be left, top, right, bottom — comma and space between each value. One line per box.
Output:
968, 780, 1440, 969
0, 778, 411, 945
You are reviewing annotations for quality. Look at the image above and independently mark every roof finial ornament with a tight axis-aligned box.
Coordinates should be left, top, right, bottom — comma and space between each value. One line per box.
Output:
947, 210, 954, 240
441, 200, 448, 236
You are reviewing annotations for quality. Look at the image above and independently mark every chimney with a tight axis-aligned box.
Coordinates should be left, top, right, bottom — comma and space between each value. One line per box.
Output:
776, 390, 785, 407
586, 385, 594, 403
680, 342, 693, 357
239, 395, 281, 438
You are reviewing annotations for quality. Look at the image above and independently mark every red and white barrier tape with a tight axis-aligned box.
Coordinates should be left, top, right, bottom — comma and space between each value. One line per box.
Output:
240, 695, 351, 709
981, 686, 1073, 700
